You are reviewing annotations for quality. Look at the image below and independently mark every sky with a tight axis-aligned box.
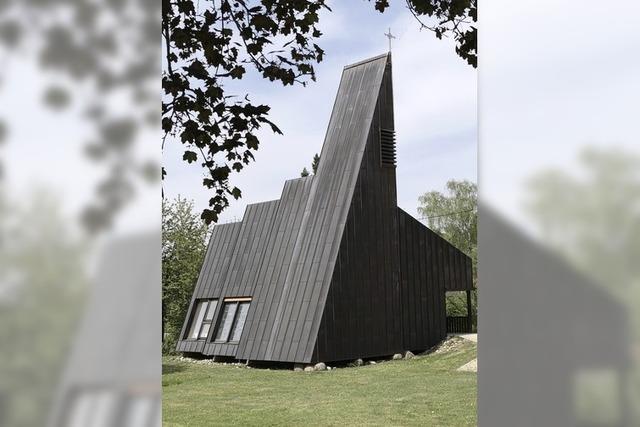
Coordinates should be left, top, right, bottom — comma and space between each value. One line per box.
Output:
479, 0, 640, 236
3, 1, 638, 239
162, 1, 478, 224
0, 2, 476, 236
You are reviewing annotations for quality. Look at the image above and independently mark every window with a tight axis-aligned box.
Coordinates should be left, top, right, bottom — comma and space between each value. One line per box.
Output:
187, 299, 217, 340
214, 298, 251, 343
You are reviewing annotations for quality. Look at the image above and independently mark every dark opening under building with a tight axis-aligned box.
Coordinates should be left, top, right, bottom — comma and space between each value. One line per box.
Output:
177, 53, 473, 365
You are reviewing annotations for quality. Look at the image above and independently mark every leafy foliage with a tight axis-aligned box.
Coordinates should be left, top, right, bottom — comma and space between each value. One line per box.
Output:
525, 147, 640, 296
162, 196, 210, 354
163, 0, 328, 223
0, 0, 160, 233
418, 180, 477, 259
0, 190, 87, 426
371, 0, 477, 67
300, 167, 310, 177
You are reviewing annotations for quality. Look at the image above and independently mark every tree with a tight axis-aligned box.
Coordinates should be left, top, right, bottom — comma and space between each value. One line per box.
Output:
371, 0, 477, 67
162, 196, 210, 354
163, 0, 328, 224
312, 153, 321, 173
0, 189, 87, 426
299, 152, 319, 177
525, 147, 640, 298
418, 179, 477, 260
418, 179, 477, 317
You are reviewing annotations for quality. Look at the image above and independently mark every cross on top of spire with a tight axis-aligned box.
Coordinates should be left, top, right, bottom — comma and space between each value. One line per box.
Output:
384, 28, 396, 51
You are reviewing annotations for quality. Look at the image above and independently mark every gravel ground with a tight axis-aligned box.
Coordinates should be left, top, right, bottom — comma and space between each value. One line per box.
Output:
457, 358, 477, 372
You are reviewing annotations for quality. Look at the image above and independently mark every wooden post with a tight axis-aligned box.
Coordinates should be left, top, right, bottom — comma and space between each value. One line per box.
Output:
466, 289, 473, 333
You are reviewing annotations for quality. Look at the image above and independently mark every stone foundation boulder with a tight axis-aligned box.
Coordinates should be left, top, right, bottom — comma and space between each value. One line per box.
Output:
313, 362, 327, 371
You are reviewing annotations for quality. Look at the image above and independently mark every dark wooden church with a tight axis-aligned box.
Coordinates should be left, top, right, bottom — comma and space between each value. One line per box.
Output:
177, 53, 473, 365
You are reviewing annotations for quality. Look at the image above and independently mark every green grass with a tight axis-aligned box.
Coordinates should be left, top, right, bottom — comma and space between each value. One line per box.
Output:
163, 339, 477, 426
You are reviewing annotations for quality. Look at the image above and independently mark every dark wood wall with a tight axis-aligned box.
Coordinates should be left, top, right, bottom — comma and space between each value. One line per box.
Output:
176, 221, 241, 354
255, 54, 391, 363
236, 176, 314, 361
397, 208, 447, 352
177, 53, 473, 364
201, 200, 280, 357
313, 58, 403, 363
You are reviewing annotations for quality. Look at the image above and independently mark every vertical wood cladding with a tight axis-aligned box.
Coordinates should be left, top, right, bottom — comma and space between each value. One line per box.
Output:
202, 199, 280, 357
398, 208, 446, 352
261, 54, 390, 363
236, 176, 314, 361
176, 222, 241, 354
176, 53, 474, 363
313, 57, 402, 362
397, 208, 473, 352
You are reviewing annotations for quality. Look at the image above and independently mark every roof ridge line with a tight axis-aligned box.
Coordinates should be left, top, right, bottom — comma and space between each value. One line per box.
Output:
343, 52, 389, 70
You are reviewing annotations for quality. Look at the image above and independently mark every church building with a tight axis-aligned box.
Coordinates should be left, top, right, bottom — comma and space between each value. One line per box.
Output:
177, 53, 473, 365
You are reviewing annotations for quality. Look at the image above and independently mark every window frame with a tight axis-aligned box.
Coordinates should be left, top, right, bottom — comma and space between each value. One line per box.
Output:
185, 299, 218, 341
213, 297, 252, 344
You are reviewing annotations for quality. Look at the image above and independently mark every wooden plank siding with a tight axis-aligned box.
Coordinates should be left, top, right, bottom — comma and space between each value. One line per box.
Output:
176, 222, 242, 354
236, 176, 314, 361
312, 56, 402, 363
176, 52, 474, 364
258, 54, 391, 363
397, 208, 447, 352
201, 199, 280, 357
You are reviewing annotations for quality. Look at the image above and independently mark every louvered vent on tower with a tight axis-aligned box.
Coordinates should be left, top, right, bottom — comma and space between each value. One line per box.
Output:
380, 128, 396, 167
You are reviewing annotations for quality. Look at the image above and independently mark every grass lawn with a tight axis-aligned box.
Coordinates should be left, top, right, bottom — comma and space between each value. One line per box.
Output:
163, 338, 477, 426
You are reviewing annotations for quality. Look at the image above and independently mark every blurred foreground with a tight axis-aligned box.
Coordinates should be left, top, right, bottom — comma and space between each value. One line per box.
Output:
479, 1, 640, 425
0, 0, 160, 426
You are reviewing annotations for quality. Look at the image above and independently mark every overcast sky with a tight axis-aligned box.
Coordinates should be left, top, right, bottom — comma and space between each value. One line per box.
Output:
162, 1, 478, 224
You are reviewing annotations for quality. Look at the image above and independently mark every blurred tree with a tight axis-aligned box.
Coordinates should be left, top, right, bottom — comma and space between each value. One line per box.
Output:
0, 189, 87, 427
300, 167, 310, 177
525, 147, 640, 297
526, 147, 640, 421
371, 0, 477, 67
0, 0, 160, 233
418, 179, 477, 318
162, 196, 209, 354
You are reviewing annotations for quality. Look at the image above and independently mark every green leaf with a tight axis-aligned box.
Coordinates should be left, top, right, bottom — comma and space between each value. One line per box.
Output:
230, 187, 242, 199
183, 150, 198, 163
